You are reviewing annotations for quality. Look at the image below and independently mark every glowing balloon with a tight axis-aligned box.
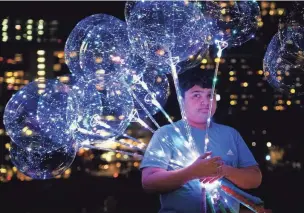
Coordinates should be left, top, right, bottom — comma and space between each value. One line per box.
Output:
198, 0, 260, 46
3, 79, 76, 151
65, 14, 108, 76
264, 26, 304, 96
10, 142, 76, 179
79, 14, 146, 85
37, 80, 72, 144
125, 1, 209, 65
67, 78, 134, 144
132, 64, 170, 118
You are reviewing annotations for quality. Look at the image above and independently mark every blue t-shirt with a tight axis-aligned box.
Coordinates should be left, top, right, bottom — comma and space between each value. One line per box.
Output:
140, 120, 258, 213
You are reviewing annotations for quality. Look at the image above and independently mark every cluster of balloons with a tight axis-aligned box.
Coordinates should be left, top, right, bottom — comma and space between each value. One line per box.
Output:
5, 1, 281, 212
3, 0, 263, 181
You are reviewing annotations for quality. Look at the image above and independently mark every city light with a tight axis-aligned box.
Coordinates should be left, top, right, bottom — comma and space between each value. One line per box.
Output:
266, 155, 271, 161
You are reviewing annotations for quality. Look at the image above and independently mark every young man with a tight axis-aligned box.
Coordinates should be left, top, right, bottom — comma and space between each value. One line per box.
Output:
139, 66, 262, 213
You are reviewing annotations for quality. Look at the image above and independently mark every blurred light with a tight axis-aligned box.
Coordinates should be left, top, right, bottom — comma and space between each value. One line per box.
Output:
59, 76, 69, 83
57, 52, 64, 59
214, 58, 220, 63
201, 58, 207, 64
277, 8, 285, 15
230, 100, 237, 105
230, 94, 237, 99
37, 71, 46, 76
26, 25, 33, 30
53, 64, 61, 71
269, 10, 275, 16
262, 106, 268, 111
2, 25, 8, 31
290, 89, 295, 94
2, 19, 8, 25
5, 143, 10, 149
264, 71, 269, 77
64, 168, 71, 175
286, 100, 291, 106
257, 70, 263, 75
252, 142, 256, 147
267, 142, 272, 148
242, 82, 248, 87
27, 19, 33, 24
270, 2, 276, 9
15, 25, 21, 30
265, 155, 271, 161
229, 71, 235, 76
261, 2, 269, 9
2, 36, 8, 42
37, 50, 45, 55
216, 94, 220, 101
37, 57, 45, 63
12, 167, 17, 173
37, 64, 45, 69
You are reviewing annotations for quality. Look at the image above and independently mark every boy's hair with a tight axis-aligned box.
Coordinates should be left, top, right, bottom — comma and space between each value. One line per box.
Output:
179, 65, 215, 97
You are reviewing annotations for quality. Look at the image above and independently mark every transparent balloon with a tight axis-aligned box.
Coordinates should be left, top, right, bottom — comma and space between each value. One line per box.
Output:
37, 80, 73, 145
122, 52, 147, 84
67, 78, 134, 145
65, 14, 109, 77
264, 27, 304, 96
131, 64, 170, 118
125, 0, 209, 65
79, 14, 145, 85
198, 0, 260, 47
10, 142, 76, 179
3, 79, 76, 151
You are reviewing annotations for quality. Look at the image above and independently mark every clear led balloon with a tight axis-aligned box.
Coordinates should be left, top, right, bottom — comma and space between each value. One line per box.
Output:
65, 14, 109, 76
3, 79, 76, 151
37, 80, 73, 145
10, 142, 76, 179
79, 14, 146, 85
122, 52, 147, 84
264, 27, 304, 96
125, 0, 209, 66
132, 64, 170, 118
198, 0, 260, 47
67, 78, 134, 144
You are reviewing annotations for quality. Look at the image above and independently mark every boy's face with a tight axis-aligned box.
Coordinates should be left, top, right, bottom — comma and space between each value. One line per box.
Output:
184, 85, 217, 124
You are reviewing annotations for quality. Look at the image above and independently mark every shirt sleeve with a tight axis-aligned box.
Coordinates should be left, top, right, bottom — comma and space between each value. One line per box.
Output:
233, 129, 258, 168
139, 127, 172, 170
